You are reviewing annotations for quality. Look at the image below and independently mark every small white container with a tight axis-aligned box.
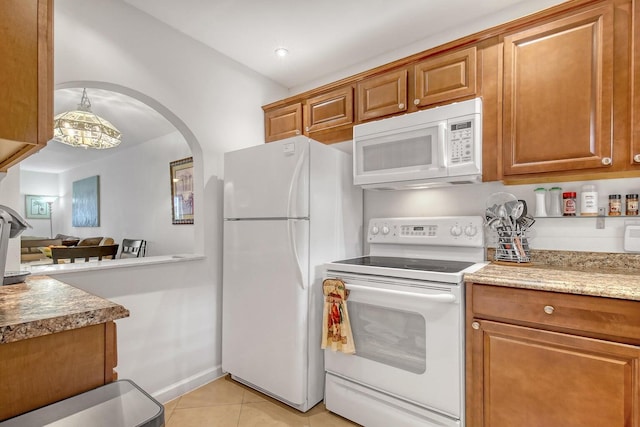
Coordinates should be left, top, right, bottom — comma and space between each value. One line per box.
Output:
580, 184, 598, 216
549, 187, 562, 216
534, 187, 547, 217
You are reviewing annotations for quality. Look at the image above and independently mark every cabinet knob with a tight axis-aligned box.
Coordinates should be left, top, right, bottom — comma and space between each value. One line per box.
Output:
305, 126, 309, 132
543, 305, 555, 315
471, 321, 480, 330
601, 157, 612, 166
414, 99, 420, 105
398, 103, 405, 110
634, 154, 640, 163
295, 130, 301, 135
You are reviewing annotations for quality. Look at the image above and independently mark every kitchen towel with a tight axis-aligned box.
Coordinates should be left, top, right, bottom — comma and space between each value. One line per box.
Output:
321, 278, 356, 354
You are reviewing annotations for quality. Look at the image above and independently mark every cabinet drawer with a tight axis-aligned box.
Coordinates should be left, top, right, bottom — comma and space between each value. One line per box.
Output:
471, 284, 640, 343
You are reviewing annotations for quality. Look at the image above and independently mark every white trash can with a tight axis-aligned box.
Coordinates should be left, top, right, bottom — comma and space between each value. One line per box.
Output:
0, 380, 164, 427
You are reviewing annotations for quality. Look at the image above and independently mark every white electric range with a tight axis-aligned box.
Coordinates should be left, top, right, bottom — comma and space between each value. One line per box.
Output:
323, 216, 487, 427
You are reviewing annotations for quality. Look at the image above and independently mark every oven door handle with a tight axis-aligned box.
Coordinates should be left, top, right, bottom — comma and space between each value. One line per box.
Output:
345, 283, 457, 303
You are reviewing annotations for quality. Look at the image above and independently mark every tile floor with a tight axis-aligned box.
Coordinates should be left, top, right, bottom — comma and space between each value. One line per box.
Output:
163, 375, 361, 426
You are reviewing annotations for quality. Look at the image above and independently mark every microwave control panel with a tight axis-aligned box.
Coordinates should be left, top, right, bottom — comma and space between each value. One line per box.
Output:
448, 118, 474, 165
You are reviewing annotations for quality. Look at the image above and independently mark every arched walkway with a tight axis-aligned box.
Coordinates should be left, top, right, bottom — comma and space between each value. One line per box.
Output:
54, 81, 206, 254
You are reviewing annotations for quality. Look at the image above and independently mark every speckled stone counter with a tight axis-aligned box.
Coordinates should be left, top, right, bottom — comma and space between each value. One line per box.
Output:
0, 275, 129, 344
466, 250, 640, 301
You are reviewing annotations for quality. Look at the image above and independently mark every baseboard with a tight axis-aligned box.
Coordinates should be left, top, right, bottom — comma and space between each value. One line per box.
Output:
151, 365, 224, 404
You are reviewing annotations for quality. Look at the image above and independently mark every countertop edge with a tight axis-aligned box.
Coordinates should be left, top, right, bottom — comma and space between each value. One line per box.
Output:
0, 276, 130, 344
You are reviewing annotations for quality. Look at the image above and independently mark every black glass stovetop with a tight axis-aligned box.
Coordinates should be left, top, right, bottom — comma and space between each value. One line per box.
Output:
332, 256, 474, 274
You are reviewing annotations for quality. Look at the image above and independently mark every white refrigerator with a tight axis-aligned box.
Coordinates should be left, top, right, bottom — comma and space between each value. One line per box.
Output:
222, 136, 362, 412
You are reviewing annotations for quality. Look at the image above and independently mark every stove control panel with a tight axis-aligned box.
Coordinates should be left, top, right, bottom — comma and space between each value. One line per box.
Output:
368, 216, 484, 247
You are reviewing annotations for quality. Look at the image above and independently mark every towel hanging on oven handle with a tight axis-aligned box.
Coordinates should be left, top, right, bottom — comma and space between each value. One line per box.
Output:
321, 278, 355, 355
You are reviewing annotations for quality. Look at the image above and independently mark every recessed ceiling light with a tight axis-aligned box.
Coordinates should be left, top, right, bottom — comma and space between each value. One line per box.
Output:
275, 47, 289, 57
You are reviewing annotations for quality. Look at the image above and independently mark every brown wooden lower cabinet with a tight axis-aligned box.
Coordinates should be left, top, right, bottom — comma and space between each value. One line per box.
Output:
466, 284, 640, 427
0, 321, 118, 421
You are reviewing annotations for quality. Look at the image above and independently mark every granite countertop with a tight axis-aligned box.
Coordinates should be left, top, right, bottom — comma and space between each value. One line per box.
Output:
465, 250, 640, 301
0, 275, 129, 344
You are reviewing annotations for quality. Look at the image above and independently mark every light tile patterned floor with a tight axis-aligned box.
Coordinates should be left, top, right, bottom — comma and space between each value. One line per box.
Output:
164, 375, 361, 426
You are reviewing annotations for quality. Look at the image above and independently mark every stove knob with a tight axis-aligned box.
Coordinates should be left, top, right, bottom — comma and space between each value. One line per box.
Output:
450, 225, 462, 237
371, 226, 380, 235
381, 226, 390, 235
465, 225, 478, 237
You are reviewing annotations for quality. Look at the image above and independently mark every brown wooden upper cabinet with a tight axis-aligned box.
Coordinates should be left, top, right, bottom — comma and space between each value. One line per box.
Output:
632, 0, 640, 168
303, 86, 354, 135
356, 69, 408, 122
502, 4, 615, 177
0, 0, 53, 172
413, 46, 477, 108
264, 103, 302, 142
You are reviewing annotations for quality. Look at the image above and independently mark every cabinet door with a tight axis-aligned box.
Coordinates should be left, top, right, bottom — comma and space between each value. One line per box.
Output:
632, 0, 640, 166
468, 319, 640, 427
413, 46, 477, 108
0, 0, 53, 171
0, 324, 112, 421
303, 86, 353, 134
264, 103, 302, 142
503, 5, 614, 176
357, 69, 407, 122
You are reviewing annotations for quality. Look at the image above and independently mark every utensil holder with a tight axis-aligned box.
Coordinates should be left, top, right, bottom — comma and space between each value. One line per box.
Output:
494, 227, 531, 263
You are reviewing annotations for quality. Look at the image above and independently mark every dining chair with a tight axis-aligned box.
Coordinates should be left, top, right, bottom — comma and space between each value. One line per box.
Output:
120, 239, 146, 258
51, 244, 119, 264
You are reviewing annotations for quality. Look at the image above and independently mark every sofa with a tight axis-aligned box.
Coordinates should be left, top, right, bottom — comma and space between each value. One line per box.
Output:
21, 236, 115, 263
20, 238, 62, 262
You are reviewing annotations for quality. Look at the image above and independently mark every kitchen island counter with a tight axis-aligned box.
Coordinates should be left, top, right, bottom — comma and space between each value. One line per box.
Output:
465, 261, 640, 301
0, 275, 129, 344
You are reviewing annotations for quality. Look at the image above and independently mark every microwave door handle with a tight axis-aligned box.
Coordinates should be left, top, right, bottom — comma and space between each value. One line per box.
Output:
345, 282, 456, 303
438, 122, 448, 168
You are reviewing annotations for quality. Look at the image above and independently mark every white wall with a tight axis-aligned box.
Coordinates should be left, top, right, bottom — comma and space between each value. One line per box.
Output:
49, 258, 220, 403
44, 131, 193, 256
364, 177, 640, 254
17, 0, 289, 402
55, 0, 287, 179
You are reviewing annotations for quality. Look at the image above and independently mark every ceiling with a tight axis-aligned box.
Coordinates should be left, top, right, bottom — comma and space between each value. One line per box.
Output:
121, 0, 565, 89
22, 0, 567, 174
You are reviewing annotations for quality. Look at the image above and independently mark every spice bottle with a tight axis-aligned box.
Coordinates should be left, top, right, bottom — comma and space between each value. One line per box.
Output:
626, 194, 639, 216
580, 184, 598, 216
549, 187, 562, 216
563, 192, 577, 216
608, 194, 622, 216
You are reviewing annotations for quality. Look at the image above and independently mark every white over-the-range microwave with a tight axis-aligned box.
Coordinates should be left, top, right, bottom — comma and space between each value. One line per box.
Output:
353, 97, 482, 190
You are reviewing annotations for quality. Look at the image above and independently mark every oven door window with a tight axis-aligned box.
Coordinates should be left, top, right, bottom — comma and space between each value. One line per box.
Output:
349, 301, 426, 374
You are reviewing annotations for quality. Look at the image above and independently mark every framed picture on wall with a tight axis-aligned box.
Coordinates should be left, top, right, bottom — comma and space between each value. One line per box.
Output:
25, 195, 51, 219
72, 175, 100, 227
170, 157, 194, 225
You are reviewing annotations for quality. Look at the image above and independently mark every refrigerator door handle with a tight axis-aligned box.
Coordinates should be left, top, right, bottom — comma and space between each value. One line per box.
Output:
287, 219, 305, 290
287, 146, 306, 218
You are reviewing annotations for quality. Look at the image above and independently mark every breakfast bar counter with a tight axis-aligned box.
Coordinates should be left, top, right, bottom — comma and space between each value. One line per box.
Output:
0, 276, 129, 421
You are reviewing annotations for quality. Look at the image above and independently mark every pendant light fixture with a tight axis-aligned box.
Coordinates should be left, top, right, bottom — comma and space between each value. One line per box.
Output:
53, 88, 122, 149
